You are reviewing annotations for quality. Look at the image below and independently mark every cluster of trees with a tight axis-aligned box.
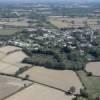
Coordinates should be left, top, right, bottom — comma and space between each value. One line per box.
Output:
66, 86, 88, 100
86, 48, 100, 61
62, 46, 86, 70
31, 49, 63, 62
22, 48, 65, 70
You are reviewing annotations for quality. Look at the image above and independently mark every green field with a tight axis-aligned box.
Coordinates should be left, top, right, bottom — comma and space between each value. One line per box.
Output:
77, 71, 100, 100
0, 28, 19, 36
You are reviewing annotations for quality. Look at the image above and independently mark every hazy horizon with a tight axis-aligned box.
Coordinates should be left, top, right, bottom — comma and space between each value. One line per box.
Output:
0, 0, 100, 3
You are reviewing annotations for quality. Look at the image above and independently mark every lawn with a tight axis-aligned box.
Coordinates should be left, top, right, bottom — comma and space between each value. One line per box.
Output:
77, 71, 100, 99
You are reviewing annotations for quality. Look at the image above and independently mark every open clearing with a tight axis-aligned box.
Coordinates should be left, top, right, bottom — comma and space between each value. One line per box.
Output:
0, 75, 31, 100
20, 66, 83, 94
85, 62, 100, 76
5, 83, 74, 100
77, 71, 100, 99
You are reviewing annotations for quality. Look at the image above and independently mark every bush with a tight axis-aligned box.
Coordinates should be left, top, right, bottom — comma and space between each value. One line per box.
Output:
87, 72, 93, 76
80, 88, 88, 98
68, 86, 76, 94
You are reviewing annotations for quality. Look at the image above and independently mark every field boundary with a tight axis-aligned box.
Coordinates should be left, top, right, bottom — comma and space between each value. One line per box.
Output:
2, 82, 33, 100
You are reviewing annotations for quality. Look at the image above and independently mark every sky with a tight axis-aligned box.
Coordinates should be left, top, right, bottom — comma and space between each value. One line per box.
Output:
0, 0, 100, 3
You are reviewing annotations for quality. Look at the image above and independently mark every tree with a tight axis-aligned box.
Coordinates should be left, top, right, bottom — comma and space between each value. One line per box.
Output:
87, 72, 93, 76
95, 96, 100, 100
62, 46, 71, 53
24, 74, 30, 80
80, 88, 88, 98
69, 86, 76, 94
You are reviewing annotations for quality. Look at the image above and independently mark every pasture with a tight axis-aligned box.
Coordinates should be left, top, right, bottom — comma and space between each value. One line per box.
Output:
77, 71, 100, 99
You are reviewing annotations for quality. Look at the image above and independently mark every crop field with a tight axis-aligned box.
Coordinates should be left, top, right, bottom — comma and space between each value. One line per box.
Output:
77, 71, 100, 99
85, 62, 100, 76
5, 21, 29, 27
0, 18, 29, 27
0, 46, 30, 75
0, 46, 21, 54
2, 51, 28, 64
0, 62, 19, 74
0, 75, 31, 100
20, 66, 83, 94
0, 52, 5, 59
0, 28, 19, 36
5, 83, 74, 100
48, 16, 100, 29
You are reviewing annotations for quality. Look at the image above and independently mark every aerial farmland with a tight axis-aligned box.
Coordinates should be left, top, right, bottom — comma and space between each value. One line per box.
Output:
0, 0, 100, 100
0, 45, 84, 100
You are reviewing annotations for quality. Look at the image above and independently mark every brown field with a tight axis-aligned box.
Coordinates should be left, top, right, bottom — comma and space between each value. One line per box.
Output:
20, 66, 83, 94
5, 83, 74, 100
0, 62, 19, 74
0, 18, 29, 27
0, 28, 20, 36
0, 52, 5, 59
0, 46, 21, 54
0, 46, 30, 75
2, 51, 28, 64
48, 16, 99, 29
0, 75, 31, 100
85, 62, 100, 76
5, 21, 29, 27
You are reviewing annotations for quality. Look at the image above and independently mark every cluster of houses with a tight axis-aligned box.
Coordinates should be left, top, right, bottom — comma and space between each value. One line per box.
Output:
6, 27, 97, 53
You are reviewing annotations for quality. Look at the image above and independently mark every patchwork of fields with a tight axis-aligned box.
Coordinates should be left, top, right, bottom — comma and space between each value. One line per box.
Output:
0, 75, 31, 100
0, 45, 99, 100
5, 84, 75, 100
